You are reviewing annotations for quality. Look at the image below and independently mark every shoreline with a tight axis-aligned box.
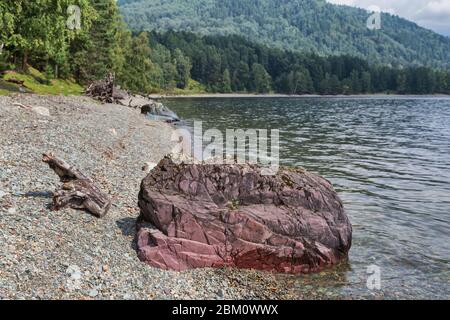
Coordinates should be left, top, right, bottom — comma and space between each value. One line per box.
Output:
149, 93, 450, 99
0, 94, 309, 300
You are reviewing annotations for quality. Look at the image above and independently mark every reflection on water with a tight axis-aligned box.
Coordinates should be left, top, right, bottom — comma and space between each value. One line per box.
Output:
163, 96, 450, 299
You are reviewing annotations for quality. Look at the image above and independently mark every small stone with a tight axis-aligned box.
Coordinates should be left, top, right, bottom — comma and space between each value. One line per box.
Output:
102, 265, 109, 273
0, 190, 8, 199
33, 106, 50, 116
123, 293, 133, 300
88, 289, 98, 297
66, 265, 82, 280
7, 207, 16, 214
66, 279, 82, 292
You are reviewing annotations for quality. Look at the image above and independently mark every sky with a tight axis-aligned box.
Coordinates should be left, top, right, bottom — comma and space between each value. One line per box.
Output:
327, 0, 450, 36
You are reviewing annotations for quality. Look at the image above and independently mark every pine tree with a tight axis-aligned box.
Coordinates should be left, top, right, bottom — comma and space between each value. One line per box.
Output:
361, 71, 372, 93
251, 63, 272, 93
121, 32, 154, 93
233, 62, 250, 92
71, 0, 123, 82
221, 69, 232, 93
173, 48, 191, 89
396, 71, 407, 94
4, 0, 94, 73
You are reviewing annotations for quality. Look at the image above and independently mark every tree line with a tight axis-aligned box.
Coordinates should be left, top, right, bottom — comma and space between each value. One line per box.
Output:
1, 1, 449, 95
150, 31, 450, 95
0, 0, 189, 93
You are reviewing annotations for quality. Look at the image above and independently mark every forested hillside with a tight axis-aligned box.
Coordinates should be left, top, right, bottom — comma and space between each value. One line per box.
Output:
118, 0, 450, 69
1, 1, 449, 95
149, 31, 450, 94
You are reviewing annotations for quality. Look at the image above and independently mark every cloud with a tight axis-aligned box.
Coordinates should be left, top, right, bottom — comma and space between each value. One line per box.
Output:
327, 0, 450, 36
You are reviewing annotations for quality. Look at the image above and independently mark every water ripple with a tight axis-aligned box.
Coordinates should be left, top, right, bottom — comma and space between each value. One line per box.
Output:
165, 96, 450, 299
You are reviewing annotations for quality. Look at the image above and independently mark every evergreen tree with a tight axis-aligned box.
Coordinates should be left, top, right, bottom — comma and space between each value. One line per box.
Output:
350, 70, 361, 94
221, 69, 232, 93
233, 62, 250, 92
71, 0, 122, 82
396, 71, 407, 94
251, 63, 272, 93
121, 32, 154, 93
173, 48, 191, 89
361, 71, 372, 93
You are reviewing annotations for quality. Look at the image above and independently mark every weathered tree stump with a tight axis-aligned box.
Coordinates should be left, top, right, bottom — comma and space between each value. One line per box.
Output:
42, 153, 111, 218
85, 73, 116, 103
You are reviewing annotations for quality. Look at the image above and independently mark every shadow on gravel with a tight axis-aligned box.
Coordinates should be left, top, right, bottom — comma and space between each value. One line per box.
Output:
116, 217, 138, 250
16, 191, 53, 198
13, 191, 54, 209
116, 217, 136, 236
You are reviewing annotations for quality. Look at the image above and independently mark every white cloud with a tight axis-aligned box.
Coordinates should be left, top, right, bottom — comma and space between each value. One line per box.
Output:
327, 0, 450, 36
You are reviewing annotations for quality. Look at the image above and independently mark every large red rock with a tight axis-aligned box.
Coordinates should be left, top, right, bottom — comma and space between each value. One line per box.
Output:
137, 157, 352, 274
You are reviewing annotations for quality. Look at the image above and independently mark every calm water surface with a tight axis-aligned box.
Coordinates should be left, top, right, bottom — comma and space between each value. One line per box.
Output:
163, 97, 450, 299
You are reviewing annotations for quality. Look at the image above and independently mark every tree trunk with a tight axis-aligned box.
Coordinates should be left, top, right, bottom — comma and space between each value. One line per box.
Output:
22, 51, 28, 70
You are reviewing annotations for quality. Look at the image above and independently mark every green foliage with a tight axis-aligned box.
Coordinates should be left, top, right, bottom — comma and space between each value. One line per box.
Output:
251, 63, 272, 93
1, 0, 95, 73
276, 69, 314, 94
119, 0, 450, 69
149, 31, 450, 95
118, 32, 154, 93
1, 0, 449, 96
0, 0, 177, 94
173, 48, 192, 89
3, 67, 83, 95
220, 69, 232, 93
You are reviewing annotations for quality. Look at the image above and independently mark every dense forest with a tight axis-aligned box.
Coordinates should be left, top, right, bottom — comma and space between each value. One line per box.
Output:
149, 31, 450, 95
118, 0, 450, 69
0, 0, 449, 95
0, 0, 168, 93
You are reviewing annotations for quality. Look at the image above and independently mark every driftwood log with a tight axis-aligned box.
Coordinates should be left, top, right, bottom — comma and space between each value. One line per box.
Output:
84, 73, 180, 123
42, 153, 111, 218
85, 73, 115, 103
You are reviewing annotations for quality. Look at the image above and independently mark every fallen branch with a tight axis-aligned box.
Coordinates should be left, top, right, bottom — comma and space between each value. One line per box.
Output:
13, 103, 50, 116
42, 153, 111, 218
6, 78, 25, 86
12, 102, 31, 111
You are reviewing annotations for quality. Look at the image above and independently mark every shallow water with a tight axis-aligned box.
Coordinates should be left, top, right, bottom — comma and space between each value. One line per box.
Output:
163, 96, 450, 299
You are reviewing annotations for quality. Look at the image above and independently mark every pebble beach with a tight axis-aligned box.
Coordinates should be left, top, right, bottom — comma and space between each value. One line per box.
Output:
0, 94, 303, 300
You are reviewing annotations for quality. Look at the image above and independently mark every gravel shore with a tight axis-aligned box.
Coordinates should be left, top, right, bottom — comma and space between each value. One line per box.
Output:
0, 94, 301, 300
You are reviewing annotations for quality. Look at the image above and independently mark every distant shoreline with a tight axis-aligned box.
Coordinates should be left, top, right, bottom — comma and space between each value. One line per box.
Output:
149, 93, 450, 99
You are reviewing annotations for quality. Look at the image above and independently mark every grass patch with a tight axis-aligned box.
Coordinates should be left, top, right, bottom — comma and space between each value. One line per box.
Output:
0, 78, 24, 95
0, 88, 10, 96
2, 67, 83, 96
152, 79, 206, 96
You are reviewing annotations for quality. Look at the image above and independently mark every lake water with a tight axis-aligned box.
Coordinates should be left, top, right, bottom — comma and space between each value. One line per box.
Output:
163, 96, 450, 299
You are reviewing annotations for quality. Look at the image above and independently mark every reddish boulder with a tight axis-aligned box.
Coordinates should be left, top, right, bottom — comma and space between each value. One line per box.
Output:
137, 157, 352, 274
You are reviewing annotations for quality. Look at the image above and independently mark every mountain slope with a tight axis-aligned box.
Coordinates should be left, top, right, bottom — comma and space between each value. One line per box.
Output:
118, 0, 450, 69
